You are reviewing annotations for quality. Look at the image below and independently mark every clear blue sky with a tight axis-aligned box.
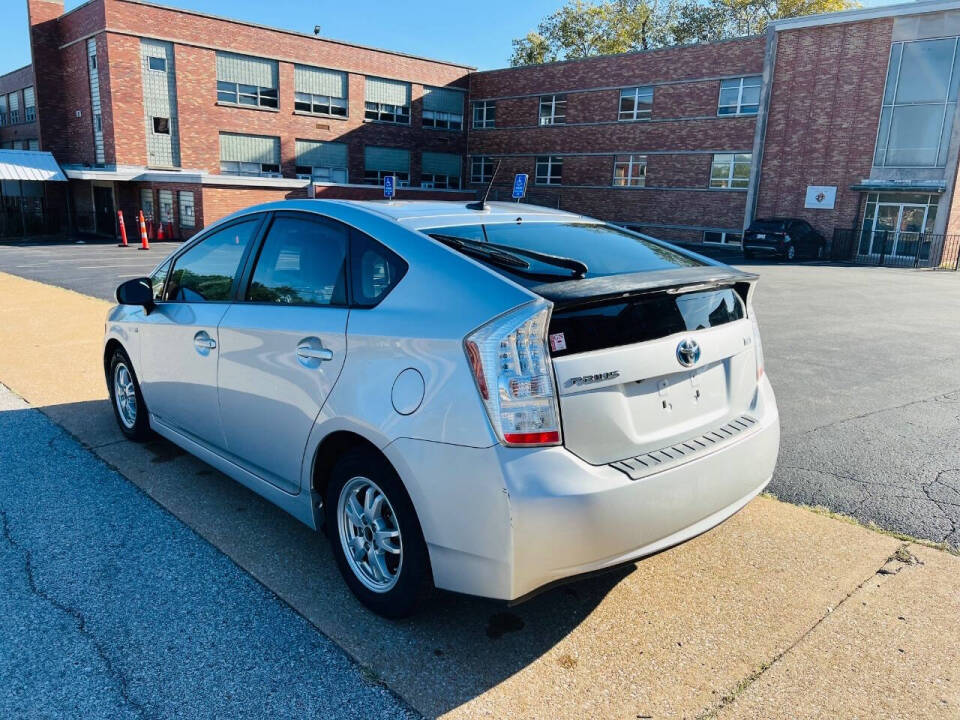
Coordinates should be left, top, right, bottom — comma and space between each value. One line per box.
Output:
1, 0, 902, 74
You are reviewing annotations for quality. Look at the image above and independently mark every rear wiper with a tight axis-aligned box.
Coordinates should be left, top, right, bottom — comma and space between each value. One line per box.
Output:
430, 233, 588, 279
430, 234, 531, 270
484, 242, 588, 279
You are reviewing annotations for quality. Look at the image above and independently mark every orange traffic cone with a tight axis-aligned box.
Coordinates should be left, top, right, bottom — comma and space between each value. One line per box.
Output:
117, 210, 128, 247
157, 221, 166, 241
167, 222, 175, 240
138, 211, 150, 251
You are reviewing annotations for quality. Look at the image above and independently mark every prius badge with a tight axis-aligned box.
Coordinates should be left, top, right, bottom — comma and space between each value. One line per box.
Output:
676, 338, 701, 367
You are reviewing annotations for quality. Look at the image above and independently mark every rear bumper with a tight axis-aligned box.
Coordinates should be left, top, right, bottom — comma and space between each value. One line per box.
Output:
743, 239, 785, 254
387, 376, 780, 601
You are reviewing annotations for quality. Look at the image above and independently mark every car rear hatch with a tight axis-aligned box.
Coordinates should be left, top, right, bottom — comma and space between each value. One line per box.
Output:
744, 220, 788, 251
535, 267, 759, 466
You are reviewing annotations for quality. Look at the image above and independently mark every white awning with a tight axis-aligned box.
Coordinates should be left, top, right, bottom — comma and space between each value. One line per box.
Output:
0, 151, 67, 182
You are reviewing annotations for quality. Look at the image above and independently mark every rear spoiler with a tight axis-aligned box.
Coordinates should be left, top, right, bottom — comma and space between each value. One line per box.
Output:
531, 266, 759, 307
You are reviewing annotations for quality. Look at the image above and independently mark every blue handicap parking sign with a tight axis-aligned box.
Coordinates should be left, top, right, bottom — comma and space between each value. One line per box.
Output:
512, 173, 528, 199
383, 175, 396, 198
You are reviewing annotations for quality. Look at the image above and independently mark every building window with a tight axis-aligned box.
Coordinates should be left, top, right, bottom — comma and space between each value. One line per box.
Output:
538, 94, 566, 125
23, 87, 35, 122
140, 189, 154, 220
8, 92, 19, 124
295, 139, 348, 183
0, 95, 6, 126
703, 231, 742, 245
613, 154, 647, 186
471, 156, 494, 183
364, 77, 411, 125
27, 139, 38, 151
178, 191, 195, 228
219, 132, 282, 177
472, 100, 496, 128
422, 86, 464, 131
158, 189, 174, 224
89, 53, 97, 70
421, 151, 461, 189
363, 146, 410, 185
148, 56, 166, 72
152, 117, 170, 134
710, 153, 751, 189
294, 65, 347, 117
215, 52, 279, 109
535, 155, 563, 185
875, 38, 960, 168
95, 114, 102, 133
619, 87, 653, 121
717, 76, 761, 116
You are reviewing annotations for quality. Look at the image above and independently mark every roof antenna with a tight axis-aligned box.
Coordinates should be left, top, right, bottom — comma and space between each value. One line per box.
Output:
466, 159, 501, 211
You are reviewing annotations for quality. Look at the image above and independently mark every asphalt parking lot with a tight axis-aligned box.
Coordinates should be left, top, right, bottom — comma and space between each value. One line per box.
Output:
1, 240, 956, 548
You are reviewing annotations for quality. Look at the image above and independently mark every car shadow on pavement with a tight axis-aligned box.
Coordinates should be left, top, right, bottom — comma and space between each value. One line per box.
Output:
41, 397, 633, 718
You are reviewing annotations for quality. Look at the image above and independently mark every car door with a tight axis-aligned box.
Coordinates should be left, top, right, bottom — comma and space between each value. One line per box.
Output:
138, 215, 263, 449
216, 211, 350, 494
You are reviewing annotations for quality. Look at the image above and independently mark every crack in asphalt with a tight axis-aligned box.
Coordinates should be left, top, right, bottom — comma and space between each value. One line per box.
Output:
694, 544, 921, 719
790, 388, 960, 439
0, 507, 150, 719
921, 470, 960, 543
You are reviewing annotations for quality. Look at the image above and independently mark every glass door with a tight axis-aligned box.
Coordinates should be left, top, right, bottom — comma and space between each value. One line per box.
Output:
869, 204, 900, 256
894, 205, 926, 258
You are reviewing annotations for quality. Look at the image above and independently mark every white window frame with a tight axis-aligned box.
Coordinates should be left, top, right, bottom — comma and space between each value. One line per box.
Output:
220, 160, 281, 177
470, 156, 494, 183
472, 100, 496, 128
217, 82, 278, 109
535, 155, 563, 185
618, 87, 653, 121
709, 153, 752, 190
703, 231, 742, 245
364, 102, 410, 125
613, 154, 647, 187
294, 92, 347, 117
717, 76, 761, 116
295, 165, 348, 184
538, 94, 566, 125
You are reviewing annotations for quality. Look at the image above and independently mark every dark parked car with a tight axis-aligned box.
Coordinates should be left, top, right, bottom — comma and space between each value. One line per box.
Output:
742, 218, 825, 261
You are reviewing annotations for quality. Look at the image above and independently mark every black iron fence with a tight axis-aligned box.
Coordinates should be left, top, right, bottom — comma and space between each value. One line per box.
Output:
830, 228, 960, 270
0, 198, 66, 238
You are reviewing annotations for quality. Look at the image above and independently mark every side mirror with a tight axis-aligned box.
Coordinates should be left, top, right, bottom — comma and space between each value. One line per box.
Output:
116, 277, 155, 313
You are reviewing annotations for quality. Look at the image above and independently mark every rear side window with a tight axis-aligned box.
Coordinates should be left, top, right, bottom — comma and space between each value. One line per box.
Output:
247, 214, 348, 306
350, 231, 408, 308
165, 219, 259, 302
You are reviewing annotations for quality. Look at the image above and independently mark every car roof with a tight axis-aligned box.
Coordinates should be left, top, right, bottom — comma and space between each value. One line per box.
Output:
236, 199, 592, 231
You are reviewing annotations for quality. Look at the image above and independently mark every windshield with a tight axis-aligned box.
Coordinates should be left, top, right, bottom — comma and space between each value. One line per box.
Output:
422, 222, 701, 283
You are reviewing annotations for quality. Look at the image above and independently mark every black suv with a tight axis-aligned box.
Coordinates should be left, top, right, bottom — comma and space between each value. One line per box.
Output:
742, 218, 825, 261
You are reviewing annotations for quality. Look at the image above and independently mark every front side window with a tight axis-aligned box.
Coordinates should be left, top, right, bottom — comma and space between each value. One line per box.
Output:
875, 37, 960, 168
471, 156, 494, 183
151, 260, 170, 300
216, 53, 278, 109
613, 154, 647, 186
710, 153, 751, 189
619, 86, 653, 121
247, 215, 348, 306
535, 155, 563, 185
718, 76, 761, 116
538, 94, 566, 125
166, 219, 259, 302
472, 100, 496, 128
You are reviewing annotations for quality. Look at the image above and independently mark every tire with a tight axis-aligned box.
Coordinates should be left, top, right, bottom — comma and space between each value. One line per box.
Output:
784, 243, 797, 261
108, 347, 152, 442
325, 448, 430, 618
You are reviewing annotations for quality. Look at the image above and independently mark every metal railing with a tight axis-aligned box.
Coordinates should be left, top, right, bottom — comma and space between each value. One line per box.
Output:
830, 228, 960, 270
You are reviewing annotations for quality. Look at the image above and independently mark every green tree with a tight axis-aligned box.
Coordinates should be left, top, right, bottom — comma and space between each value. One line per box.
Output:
509, 0, 858, 66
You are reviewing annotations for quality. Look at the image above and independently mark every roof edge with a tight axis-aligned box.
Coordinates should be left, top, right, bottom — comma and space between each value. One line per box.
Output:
771, 0, 960, 31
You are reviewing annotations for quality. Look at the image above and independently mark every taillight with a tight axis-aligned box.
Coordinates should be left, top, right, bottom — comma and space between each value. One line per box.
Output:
750, 307, 764, 379
464, 301, 562, 447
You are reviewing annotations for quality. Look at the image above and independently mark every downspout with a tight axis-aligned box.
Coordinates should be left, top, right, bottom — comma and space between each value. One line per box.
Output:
744, 25, 779, 232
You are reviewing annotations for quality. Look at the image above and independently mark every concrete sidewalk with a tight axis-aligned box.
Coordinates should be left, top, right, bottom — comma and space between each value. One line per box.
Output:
0, 270, 957, 719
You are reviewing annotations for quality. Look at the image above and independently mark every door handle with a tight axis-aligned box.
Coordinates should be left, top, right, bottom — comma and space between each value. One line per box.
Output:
194, 331, 217, 350
297, 344, 334, 362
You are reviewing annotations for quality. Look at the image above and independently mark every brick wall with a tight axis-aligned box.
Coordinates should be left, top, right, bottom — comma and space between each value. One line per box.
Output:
0, 65, 39, 147
468, 37, 764, 240
754, 19, 895, 237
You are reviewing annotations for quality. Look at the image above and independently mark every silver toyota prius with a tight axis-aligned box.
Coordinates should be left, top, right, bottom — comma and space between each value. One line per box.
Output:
105, 199, 780, 617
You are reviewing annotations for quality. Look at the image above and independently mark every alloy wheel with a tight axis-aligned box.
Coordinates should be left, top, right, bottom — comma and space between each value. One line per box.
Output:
113, 363, 137, 429
337, 476, 403, 593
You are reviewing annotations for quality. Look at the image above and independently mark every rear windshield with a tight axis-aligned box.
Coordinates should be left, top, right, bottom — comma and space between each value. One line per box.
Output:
550, 287, 746, 356
749, 219, 790, 232
422, 222, 701, 285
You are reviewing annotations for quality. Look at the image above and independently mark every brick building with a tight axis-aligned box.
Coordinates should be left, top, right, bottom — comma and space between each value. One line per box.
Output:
8, 0, 960, 262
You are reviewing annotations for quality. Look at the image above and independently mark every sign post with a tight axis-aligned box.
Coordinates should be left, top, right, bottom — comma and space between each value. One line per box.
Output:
383, 175, 396, 201
512, 173, 528, 203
